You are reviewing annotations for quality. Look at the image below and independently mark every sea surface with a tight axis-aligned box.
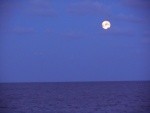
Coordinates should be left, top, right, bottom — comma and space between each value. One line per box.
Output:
0, 81, 150, 113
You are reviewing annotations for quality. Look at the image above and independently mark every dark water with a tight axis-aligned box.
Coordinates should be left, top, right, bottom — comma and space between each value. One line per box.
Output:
0, 81, 150, 113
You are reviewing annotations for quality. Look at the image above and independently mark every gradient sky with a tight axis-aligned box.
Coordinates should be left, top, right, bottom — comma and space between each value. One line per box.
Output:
0, 0, 150, 82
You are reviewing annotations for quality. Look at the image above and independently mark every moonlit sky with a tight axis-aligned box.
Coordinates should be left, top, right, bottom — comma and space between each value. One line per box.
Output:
0, 0, 150, 82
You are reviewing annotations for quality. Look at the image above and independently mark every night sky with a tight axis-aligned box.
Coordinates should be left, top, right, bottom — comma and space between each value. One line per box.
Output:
0, 0, 150, 82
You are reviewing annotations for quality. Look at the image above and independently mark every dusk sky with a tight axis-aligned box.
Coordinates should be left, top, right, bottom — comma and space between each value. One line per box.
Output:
0, 0, 150, 82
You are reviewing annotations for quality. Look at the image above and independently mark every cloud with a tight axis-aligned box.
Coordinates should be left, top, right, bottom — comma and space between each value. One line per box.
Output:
0, 1, 17, 10
100, 28, 134, 37
112, 13, 149, 26
13, 28, 35, 34
143, 32, 150, 37
26, 0, 57, 17
0, 1, 19, 17
45, 28, 53, 33
142, 38, 150, 45
62, 31, 85, 39
122, 0, 150, 10
116, 14, 143, 24
0, 0, 57, 17
67, 1, 110, 16
141, 32, 150, 44
121, 0, 150, 24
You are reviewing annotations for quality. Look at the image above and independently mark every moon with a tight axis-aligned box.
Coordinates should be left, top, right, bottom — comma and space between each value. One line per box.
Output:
102, 21, 111, 29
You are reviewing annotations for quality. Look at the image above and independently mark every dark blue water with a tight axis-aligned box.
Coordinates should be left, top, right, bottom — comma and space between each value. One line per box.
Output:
0, 81, 150, 113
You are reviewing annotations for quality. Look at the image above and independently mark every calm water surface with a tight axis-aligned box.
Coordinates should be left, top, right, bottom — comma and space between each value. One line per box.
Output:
0, 81, 150, 113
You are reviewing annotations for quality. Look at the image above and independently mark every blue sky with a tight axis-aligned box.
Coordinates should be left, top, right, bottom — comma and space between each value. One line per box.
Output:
0, 0, 150, 82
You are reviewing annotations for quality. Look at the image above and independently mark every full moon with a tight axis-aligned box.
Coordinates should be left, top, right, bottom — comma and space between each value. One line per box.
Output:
102, 21, 111, 29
